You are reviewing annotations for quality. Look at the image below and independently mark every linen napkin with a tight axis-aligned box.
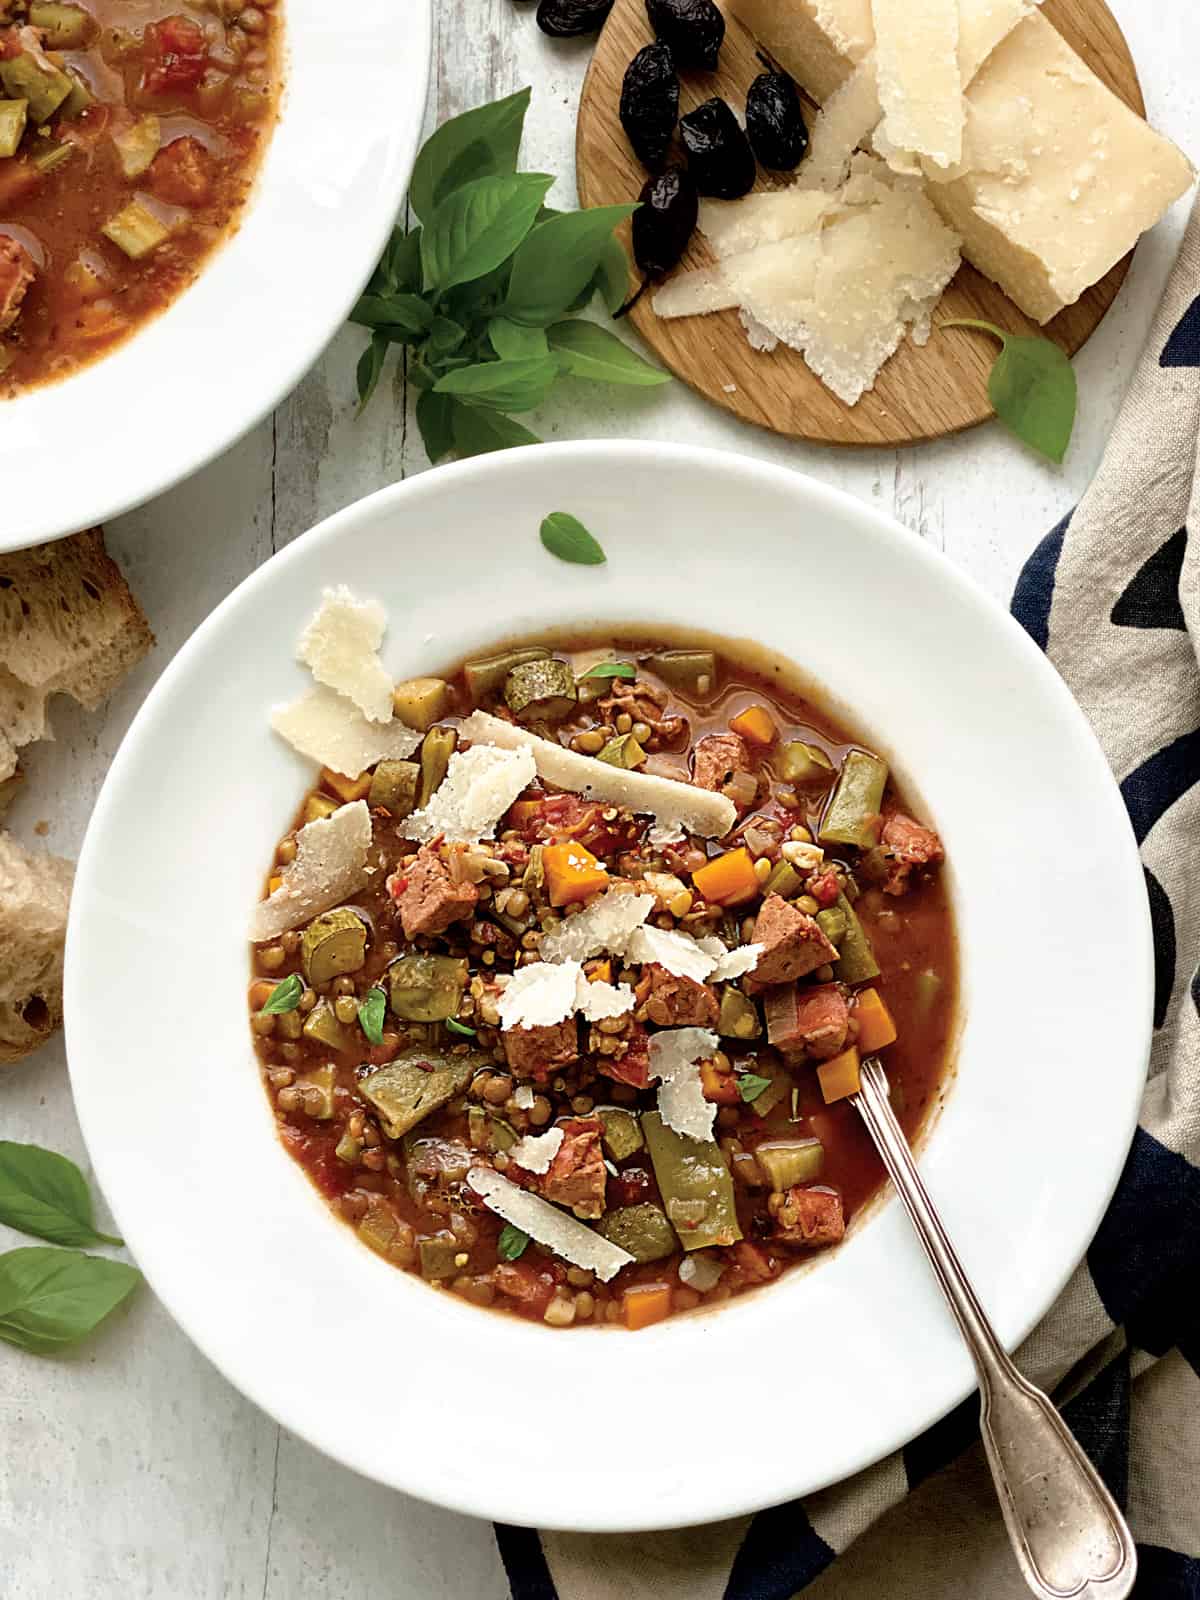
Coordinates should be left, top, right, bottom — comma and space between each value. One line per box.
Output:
494, 196, 1200, 1600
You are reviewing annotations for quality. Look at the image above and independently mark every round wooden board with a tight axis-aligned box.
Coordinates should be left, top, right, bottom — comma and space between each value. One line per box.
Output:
576, 0, 1146, 446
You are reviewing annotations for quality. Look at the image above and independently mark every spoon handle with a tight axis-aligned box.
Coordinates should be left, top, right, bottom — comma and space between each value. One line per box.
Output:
852, 1058, 1137, 1600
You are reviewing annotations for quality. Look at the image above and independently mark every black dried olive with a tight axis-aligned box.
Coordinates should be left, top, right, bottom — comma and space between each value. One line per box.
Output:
536, 0, 614, 37
620, 43, 679, 170
745, 69, 809, 171
644, 0, 724, 71
679, 97, 756, 199
617, 164, 699, 316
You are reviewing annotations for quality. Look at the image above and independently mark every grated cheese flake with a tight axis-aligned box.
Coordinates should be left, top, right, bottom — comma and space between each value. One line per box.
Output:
538, 890, 657, 964
508, 1127, 565, 1175
649, 1027, 720, 1142
401, 743, 537, 845
699, 939, 764, 982
575, 974, 636, 1023
647, 821, 687, 849
467, 1168, 635, 1282
497, 960, 582, 1030
249, 800, 371, 942
458, 712, 736, 838
271, 686, 421, 778
512, 1085, 535, 1110
627, 925, 716, 984
296, 586, 394, 724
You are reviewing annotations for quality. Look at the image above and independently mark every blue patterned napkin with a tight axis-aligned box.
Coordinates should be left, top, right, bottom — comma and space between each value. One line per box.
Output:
495, 197, 1200, 1600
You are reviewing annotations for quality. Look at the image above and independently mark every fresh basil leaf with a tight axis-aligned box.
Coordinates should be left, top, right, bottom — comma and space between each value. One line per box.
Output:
548, 320, 671, 387
356, 334, 389, 413
261, 973, 304, 1015
369, 226, 423, 296
594, 235, 630, 316
421, 173, 553, 294
0, 1247, 141, 1356
496, 1224, 529, 1261
416, 390, 457, 463
738, 1073, 772, 1104
445, 1017, 477, 1038
945, 318, 1077, 464
579, 661, 635, 681
409, 87, 532, 223
452, 406, 541, 458
0, 1143, 121, 1249
539, 512, 607, 567
426, 316, 468, 362
358, 987, 387, 1047
502, 204, 639, 327
489, 318, 549, 361
350, 293, 432, 335
433, 356, 559, 413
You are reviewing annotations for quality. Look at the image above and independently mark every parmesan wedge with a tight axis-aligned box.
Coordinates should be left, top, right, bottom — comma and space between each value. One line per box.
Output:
296, 586, 393, 724
401, 743, 537, 845
467, 1168, 635, 1281
957, 0, 1042, 85
249, 800, 371, 942
271, 686, 421, 778
872, 0, 962, 170
508, 1128, 565, 1175
539, 890, 657, 964
649, 1028, 720, 1142
458, 712, 736, 838
729, 0, 874, 104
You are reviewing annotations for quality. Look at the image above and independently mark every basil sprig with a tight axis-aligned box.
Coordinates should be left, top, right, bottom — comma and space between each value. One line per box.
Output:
352, 89, 670, 460
261, 973, 303, 1015
0, 1142, 122, 1249
497, 1225, 529, 1261
540, 512, 607, 566
579, 661, 636, 681
738, 1074, 772, 1104
358, 987, 387, 1047
945, 319, 1077, 464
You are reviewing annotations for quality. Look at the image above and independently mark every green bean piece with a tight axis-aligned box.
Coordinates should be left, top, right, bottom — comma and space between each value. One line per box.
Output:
764, 859, 803, 899
819, 749, 888, 849
387, 953, 468, 1023
31, 139, 72, 175
463, 646, 550, 702
112, 113, 160, 179
642, 1112, 741, 1251
777, 740, 835, 785
595, 1203, 677, 1263
717, 986, 762, 1041
747, 1059, 792, 1119
814, 905, 848, 947
754, 1138, 824, 1190
418, 1233, 460, 1280
58, 69, 93, 119
647, 650, 717, 696
0, 48, 71, 125
417, 726, 457, 807
102, 200, 170, 260
0, 99, 27, 158
29, 2, 94, 48
832, 891, 880, 984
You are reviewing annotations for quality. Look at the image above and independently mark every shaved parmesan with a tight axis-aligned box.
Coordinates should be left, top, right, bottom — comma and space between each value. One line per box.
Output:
647, 821, 687, 849
458, 712, 736, 838
799, 56, 882, 190
249, 800, 371, 942
649, 1028, 720, 1142
508, 1127, 565, 1175
272, 686, 421, 778
698, 190, 832, 254
729, 0, 874, 105
296, 586, 393, 724
539, 890, 657, 964
700, 940, 764, 982
652, 266, 739, 320
627, 925, 716, 984
575, 976, 636, 1023
467, 1168, 635, 1282
497, 961, 581, 1030
402, 743, 536, 845
957, 0, 1042, 86
512, 1085, 535, 1110
872, 0, 963, 169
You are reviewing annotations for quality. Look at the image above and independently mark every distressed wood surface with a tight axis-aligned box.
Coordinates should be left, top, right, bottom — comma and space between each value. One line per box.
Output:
1, 2, 1196, 1595
577, 0, 1143, 446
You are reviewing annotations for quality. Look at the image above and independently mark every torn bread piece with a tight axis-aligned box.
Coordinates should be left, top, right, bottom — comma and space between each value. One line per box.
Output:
458, 712, 737, 838
249, 800, 371, 942
271, 685, 421, 778
467, 1167, 635, 1281
297, 586, 393, 724
0, 832, 74, 1066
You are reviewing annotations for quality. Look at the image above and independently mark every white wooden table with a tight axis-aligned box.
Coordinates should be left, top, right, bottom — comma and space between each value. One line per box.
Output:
3, 5, 1196, 1595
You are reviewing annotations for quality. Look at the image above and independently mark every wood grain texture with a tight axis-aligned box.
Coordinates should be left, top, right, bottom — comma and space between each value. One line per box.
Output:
577, 0, 1147, 447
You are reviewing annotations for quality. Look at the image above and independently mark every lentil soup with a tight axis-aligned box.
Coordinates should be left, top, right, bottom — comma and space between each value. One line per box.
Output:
249, 631, 957, 1332
0, 0, 281, 395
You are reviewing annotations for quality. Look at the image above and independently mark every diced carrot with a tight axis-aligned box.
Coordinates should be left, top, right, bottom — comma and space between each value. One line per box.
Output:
586, 959, 613, 984
854, 989, 897, 1053
729, 704, 777, 747
248, 980, 274, 1010
320, 767, 371, 803
507, 799, 541, 828
542, 841, 609, 906
817, 1046, 861, 1104
267, 875, 284, 895
623, 1282, 673, 1331
700, 1059, 740, 1104
692, 845, 759, 907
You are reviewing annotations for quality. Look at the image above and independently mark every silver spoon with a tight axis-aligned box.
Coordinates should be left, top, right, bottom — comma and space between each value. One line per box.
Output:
850, 1056, 1137, 1600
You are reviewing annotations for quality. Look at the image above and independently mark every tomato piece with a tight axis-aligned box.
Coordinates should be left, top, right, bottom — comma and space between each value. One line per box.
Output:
493, 1259, 558, 1316
609, 1167, 654, 1208
143, 15, 208, 96
149, 136, 212, 207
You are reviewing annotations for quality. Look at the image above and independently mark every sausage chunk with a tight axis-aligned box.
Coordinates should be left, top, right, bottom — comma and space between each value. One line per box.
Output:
744, 894, 838, 991
764, 982, 848, 1059
503, 1017, 578, 1080
390, 846, 478, 940
869, 813, 944, 896
644, 964, 719, 1027
0, 236, 35, 335
773, 1186, 845, 1248
540, 1117, 607, 1218
595, 1022, 652, 1089
692, 733, 749, 791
